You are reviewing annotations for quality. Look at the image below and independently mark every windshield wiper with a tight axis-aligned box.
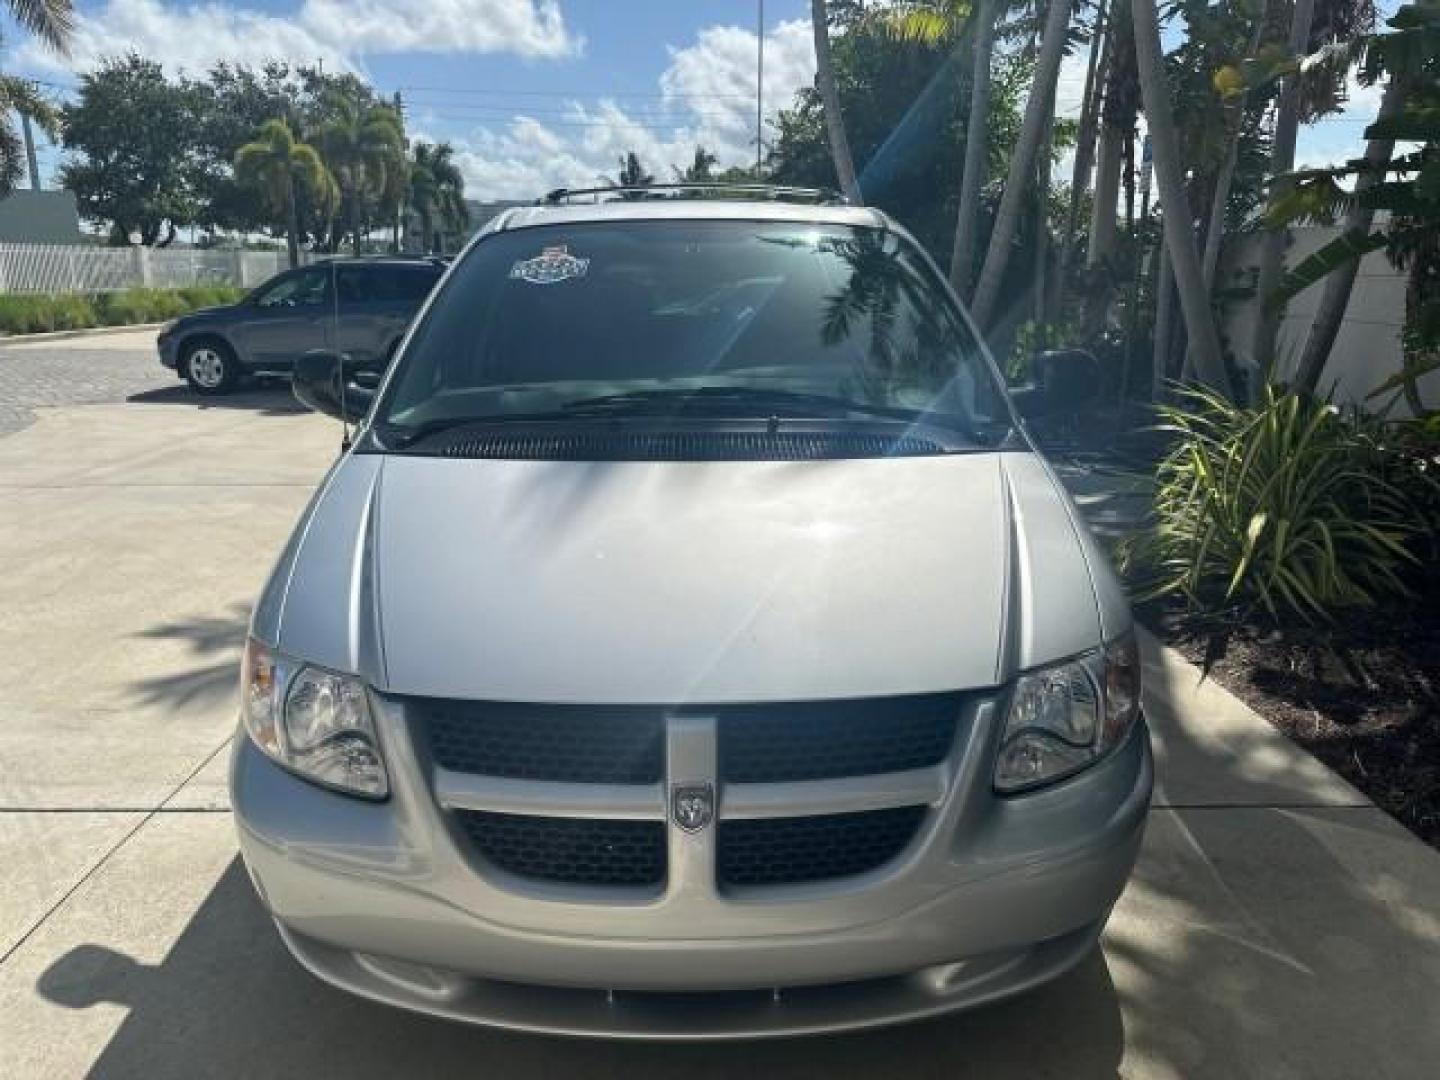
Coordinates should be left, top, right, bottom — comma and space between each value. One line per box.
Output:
379, 388, 992, 450
560, 387, 986, 441
374, 414, 570, 448
561, 387, 903, 420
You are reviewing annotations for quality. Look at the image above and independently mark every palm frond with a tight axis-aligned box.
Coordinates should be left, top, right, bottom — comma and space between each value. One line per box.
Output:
1269, 229, 1390, 308
7, 0, 75, 54
869, 4, 969, 46
0, 75, 60, 137
0, 119, 26, 197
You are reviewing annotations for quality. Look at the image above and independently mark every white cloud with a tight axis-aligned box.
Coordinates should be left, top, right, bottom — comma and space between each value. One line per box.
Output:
302, 0, 577, 60
660, 18, 815, 153
1295, 71, 1389, 170
441, 18, 817, 200
16, 0, 579, 77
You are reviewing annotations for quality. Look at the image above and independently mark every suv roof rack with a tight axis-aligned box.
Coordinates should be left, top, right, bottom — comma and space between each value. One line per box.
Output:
538, 183, 849, 207
312, 253, 450, 265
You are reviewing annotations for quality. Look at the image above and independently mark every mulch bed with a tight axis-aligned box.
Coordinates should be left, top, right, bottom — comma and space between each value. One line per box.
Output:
1144, 595, 1440, 848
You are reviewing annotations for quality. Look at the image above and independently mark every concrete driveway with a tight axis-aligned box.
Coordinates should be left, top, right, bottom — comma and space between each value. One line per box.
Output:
1, 331, 1437, 1078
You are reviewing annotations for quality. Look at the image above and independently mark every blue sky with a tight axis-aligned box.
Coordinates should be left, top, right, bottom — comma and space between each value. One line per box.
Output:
1, 0, 1391, 200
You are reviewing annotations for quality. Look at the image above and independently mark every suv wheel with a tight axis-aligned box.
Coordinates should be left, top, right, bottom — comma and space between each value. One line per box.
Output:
182, 340, 238, 395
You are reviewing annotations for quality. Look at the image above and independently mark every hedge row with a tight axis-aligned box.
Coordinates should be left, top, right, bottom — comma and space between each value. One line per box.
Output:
0, 286, 244, 335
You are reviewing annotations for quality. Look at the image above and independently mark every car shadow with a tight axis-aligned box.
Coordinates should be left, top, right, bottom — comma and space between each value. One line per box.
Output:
34, 857, 1125, 1079
126, 382, 309, 417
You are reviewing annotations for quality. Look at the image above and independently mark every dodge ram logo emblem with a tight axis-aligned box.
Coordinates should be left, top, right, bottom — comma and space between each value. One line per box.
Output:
671, 783, 715, 832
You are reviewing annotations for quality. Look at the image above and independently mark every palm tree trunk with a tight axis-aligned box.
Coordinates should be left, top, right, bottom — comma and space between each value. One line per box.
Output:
350, 192, 362, 256
811, 0, 862, 203
1054, 0, 1110, 319
285, 173, 301, 269
1089, 126, 1124, 271
1034, 96, 1055, 326
1399, 258, 1434, 415
1200, 2, 1269, 294
950, 0, 999, 298
970, 0, 1073, 329
1292, 77, 1405, 395
1131, 0, 1228, 392
1151, 238, 1173, 400
1184, 1, 1269, 385
1251, 0, 1316, 372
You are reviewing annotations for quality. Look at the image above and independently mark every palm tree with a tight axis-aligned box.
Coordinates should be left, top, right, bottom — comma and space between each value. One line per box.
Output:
617, 151, 654, 187
811, 0, 862, 202
0, 0, 71, 195
678, 145, 719, 182
0, 76, 60, 196
1131, 0, 1229, 390
1251, 0, 1318, 370
235, 119, 333, 268
969, 0, 1074, 329
874, 0, 995, 295
318, 92, 405, 255
409, 141, 468, 254
1054, 0, 1111, 318
1287, 79, 1406, 397
8, 0, 72, 51
1200, 2, 1273, 296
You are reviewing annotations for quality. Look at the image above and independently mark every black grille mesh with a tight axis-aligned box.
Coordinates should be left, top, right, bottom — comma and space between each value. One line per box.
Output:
430, 430, 944, 461
456, 811, 665, 887
419, 703, 664, 784
417, 696, 960, 786
719, 696, 959, 783
718, 807, 926, 887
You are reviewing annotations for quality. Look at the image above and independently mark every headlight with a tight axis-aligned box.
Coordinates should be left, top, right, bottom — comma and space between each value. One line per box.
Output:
994, 631, 1141, 793
158, 319, 177, 336
241, 638, 389, 798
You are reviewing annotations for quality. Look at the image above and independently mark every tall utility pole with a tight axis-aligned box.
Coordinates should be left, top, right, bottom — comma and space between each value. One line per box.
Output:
20, 113, 41, 191
756, 0, 764, 176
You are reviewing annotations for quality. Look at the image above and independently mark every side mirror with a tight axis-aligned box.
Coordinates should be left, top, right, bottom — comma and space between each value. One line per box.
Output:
293, 350, 374, 423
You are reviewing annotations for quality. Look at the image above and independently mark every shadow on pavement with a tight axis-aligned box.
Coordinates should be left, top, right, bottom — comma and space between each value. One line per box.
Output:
128, 603, 251, 714
126, 383, 309, 417
36, 858, 1125, 1079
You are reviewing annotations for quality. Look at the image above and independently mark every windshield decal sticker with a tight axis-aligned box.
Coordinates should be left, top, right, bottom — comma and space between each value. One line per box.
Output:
509, 245, 590, 285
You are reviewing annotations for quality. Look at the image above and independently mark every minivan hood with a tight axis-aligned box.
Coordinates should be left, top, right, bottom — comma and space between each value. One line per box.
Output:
258, 450, 1111, 704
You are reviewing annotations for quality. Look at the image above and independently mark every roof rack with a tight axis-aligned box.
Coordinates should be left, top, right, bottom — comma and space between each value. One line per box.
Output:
538, 183, 849, 207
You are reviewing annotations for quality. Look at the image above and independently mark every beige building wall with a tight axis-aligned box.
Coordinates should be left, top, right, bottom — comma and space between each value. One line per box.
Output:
1220, 226, 1439, 416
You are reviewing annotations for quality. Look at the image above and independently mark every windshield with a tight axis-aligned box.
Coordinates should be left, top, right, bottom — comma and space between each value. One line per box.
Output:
376, 221, 1011, 441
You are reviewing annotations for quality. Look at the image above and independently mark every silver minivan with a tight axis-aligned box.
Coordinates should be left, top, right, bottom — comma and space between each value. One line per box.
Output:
232, 190, 1152, 1039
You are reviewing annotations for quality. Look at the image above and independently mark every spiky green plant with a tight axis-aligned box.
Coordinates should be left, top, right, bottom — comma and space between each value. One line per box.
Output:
1121, 385, 1436, 620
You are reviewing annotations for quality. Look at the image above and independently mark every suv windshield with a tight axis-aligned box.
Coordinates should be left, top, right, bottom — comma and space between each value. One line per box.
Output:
376, 221, 1011, 442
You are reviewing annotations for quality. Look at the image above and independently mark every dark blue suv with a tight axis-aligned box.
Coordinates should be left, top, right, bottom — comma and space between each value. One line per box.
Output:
157, 256, 446, 394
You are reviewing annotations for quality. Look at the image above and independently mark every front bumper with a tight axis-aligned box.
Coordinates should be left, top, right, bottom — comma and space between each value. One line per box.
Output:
232, 701, 1151, 1038
157, 331, 179, 371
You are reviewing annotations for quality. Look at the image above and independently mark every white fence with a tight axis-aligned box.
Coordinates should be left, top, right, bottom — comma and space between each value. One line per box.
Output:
0, 243, 298, 294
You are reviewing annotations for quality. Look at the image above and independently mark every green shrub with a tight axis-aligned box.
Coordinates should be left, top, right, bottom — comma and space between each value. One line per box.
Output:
0, 294, 46, 333
0, 286, 243, 335
49, 294, 98, 330
1120, 385, 1439, 621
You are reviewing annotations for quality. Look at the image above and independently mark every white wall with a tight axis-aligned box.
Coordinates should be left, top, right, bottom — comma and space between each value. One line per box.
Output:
1220, 227, 1439, 416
